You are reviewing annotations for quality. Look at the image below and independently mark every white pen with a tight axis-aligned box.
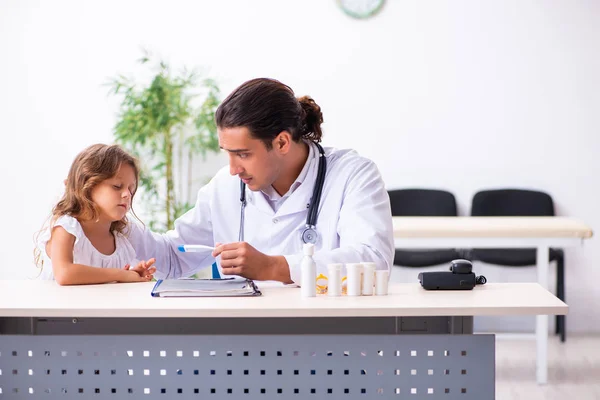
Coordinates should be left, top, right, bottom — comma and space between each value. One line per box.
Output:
178, 244, 215, 253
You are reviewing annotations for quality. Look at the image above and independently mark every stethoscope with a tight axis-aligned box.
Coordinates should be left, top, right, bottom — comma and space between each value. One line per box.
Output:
239, 142, 327, 245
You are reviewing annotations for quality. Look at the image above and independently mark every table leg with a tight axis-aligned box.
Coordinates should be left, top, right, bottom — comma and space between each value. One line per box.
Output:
536, 245, 550, 384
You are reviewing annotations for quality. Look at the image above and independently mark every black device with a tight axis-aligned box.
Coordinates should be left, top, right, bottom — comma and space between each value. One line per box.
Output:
418, 259, 487, 290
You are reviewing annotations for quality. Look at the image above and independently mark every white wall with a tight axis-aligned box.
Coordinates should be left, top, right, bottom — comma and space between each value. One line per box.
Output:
1, 0, 598, 332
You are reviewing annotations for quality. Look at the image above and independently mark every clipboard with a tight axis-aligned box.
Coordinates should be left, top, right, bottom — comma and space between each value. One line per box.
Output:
150, 277, 262, 297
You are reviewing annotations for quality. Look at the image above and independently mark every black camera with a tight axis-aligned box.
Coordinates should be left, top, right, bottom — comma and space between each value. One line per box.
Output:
418, 259, 486, 290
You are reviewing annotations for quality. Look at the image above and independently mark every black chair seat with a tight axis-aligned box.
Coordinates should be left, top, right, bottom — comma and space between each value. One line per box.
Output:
469, 248, 563, 266
395, 249, 462, 268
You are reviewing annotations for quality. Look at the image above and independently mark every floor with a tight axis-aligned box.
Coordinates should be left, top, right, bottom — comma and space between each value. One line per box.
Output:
495, 335, 600, 399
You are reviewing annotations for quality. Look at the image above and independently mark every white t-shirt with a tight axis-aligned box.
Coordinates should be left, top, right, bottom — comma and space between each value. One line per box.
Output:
36, 215, 139, 280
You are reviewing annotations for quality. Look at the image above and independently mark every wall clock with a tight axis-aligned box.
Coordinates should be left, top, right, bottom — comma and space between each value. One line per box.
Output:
337, 0, 385, 19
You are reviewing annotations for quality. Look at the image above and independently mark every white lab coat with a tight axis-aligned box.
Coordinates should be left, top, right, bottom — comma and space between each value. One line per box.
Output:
128, 142, 394, 283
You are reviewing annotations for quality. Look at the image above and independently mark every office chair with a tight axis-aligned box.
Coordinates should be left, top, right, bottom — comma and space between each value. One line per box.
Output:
468, 189, 566, 342
388, 189, 462, 267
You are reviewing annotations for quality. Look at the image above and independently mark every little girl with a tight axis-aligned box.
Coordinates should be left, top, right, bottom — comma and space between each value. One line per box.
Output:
35, 144, 156, 285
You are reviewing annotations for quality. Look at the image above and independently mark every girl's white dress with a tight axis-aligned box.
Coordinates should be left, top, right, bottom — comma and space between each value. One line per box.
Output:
36, 215, 139, 280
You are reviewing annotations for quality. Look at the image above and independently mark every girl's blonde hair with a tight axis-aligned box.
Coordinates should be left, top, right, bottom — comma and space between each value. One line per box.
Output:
34, 144, 140, 268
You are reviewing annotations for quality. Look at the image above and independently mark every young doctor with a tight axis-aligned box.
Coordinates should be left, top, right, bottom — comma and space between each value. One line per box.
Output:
128, 78, 394, 284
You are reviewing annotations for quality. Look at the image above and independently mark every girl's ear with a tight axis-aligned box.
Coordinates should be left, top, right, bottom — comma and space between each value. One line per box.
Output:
63, 179, 67, 186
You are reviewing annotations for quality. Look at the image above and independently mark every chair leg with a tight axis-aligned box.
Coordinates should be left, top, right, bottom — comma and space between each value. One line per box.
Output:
555, 265, 561, 335
555, 252, 566, 342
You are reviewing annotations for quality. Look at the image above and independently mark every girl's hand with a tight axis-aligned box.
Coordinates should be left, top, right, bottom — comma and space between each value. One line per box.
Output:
119, 268, 153, 283
124, 258, 157, 278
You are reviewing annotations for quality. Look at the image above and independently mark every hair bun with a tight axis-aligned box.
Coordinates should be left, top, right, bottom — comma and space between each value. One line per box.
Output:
298, 96, 323, 142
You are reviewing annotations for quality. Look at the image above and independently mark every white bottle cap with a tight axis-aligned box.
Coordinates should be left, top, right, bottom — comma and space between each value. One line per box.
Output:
303, 243, 315, 256
345, 263, 363, 272
327, 263, 343, 271
362, 262, 376, 271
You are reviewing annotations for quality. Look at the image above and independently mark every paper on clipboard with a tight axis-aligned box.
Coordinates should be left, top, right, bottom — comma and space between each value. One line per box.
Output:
151, 277, 261, 297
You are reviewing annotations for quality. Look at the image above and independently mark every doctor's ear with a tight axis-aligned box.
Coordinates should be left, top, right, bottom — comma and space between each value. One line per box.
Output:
273, 131, 292, 153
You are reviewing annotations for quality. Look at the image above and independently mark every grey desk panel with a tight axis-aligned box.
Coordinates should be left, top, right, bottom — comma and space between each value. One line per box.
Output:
0, 333, 494, 399
0, 316, 473, 335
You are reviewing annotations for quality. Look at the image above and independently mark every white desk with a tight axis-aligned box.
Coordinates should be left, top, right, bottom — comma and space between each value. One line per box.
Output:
0, 280, 566, 318
392, 216, 593, 384
0, 281, 565, 399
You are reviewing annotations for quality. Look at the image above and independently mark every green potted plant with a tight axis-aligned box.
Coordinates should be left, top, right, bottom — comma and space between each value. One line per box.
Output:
107, 52, 221, 231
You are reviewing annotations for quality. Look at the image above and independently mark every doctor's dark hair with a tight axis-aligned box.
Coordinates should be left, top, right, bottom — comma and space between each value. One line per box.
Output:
215, 78, 324, 149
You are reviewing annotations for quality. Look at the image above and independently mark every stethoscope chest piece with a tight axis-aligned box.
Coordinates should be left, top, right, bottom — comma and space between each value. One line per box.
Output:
301, 226, 318, 245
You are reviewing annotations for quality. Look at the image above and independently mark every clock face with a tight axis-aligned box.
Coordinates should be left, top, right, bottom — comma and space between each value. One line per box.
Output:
337, 0, 385, 19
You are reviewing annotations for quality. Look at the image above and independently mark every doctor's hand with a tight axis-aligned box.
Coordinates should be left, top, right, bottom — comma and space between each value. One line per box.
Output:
213, 242, 293, 283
